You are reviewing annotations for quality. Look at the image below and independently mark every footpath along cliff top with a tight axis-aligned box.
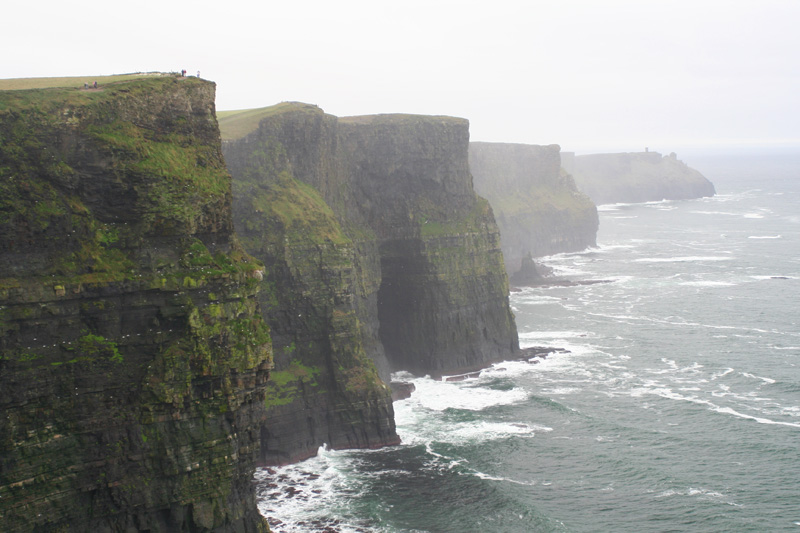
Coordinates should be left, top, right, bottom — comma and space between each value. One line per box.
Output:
0, 72, 180, 91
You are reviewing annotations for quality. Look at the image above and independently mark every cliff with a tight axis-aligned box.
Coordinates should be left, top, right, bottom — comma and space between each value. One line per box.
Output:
569, 151, 716, 205
221, 104, 519, 462
469, 142, 598, 275
0, 76, 271, 532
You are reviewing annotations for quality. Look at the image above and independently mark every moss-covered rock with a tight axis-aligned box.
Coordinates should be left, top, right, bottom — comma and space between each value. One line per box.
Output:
223, 103, 519, 462
226, 107, 398, 465
0, 76, 271, 532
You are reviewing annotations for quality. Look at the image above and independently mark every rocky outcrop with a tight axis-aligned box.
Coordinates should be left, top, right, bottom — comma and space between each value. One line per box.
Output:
221, 104, 519, 462
469, 142, 598, 276
569, 151, 716, 205
0, 77, 271, 532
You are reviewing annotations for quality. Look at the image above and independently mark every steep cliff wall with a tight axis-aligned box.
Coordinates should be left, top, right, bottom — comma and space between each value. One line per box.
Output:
222, 104, 399, 465
571, 151, 716, 205
221, 104, 519, 461
339, 116, 519, 376
0, 77, 271, 532
469, 142, 598, 275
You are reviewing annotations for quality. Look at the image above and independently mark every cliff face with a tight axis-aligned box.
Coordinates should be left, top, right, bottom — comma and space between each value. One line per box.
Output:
469, 142, 598, 275
570, 151, 716, 205
222, 105, 518, 462
0, 77, 271, 532
223, 105, 399, 465
339, 116, 518, 376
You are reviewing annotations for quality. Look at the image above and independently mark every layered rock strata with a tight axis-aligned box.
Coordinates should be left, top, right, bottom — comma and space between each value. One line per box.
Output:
469, 142, 598, 276
221, 104, 519, 463
0, 77, 271, 532
569, 151, 716, 205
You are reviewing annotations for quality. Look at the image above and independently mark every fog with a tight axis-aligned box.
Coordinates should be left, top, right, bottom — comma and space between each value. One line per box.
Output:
4, 0, 799, 154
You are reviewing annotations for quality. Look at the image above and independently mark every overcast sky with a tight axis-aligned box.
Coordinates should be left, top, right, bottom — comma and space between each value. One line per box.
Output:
4, 0, 799, 154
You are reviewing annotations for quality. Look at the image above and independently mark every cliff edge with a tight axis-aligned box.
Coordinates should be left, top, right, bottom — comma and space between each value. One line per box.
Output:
221, 104, 519, 463
0, 76, 271, 532
569, 151, 715, 205
469, 142, 598, 275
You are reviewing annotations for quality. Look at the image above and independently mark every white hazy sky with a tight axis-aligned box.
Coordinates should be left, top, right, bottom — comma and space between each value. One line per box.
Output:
4, 0, 799, 154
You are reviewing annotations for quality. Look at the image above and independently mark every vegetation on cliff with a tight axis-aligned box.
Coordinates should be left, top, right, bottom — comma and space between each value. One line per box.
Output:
225, 105, 398, 465
222, 102, 519, 463
0, 76, 272, 532
469, 142, 598, 276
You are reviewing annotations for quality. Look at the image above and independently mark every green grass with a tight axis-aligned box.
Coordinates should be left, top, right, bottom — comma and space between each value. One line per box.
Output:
0, 72, 172, 91
217, 102, 322, 140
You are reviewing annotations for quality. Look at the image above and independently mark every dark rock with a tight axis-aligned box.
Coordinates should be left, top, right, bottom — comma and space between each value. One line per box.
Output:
390, 381, 416, 401
223, 104, 519, 464
0, 77, 271, 531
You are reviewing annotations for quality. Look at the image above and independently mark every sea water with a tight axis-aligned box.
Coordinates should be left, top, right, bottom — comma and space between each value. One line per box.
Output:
257, 153, 800, 532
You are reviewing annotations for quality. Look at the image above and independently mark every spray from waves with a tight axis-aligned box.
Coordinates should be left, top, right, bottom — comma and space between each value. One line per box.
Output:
255, 448, 389, 533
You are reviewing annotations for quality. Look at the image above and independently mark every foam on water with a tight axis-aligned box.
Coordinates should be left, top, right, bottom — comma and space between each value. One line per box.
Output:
633, 256, 734, 263
259, 169, 800, 532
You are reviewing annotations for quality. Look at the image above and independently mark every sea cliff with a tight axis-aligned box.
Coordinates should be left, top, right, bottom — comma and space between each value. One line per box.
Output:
0, 76, 271, 532
469, 142, 598, 275
568, 150, 716, 205
221, 104, 519, 463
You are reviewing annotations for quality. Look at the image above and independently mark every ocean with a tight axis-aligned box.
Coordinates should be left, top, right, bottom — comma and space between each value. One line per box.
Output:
256, 153, 800, 532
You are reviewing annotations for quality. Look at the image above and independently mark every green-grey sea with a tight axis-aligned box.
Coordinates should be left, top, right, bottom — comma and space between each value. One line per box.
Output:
257, 152, 800, 532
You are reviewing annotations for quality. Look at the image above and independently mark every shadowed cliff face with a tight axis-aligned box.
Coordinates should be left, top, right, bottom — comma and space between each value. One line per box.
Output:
223, 105, 519, 463
0, 77, 271, 532
339, 116, 519, 376
469, 142, 599, 275
225, 105, 399, 466
570, 151, 716, 205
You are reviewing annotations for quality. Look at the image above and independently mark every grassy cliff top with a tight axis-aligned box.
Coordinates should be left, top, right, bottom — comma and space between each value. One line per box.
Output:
339, 113, 467, 127
218, 102, 323, 141
0, 72, 175, 91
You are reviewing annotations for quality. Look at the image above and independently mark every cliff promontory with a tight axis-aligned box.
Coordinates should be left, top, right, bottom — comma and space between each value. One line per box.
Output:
567, 151, 716, 205
221, 104, 519, 463
469, 142, 598, 275
0, 76, 271, 531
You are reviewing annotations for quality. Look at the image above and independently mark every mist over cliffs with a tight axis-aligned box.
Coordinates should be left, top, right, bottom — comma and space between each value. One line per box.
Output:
469, 142, 598, 276
0, 77, 271, 532
221, 103, 520, 464
565, 150, 716, 205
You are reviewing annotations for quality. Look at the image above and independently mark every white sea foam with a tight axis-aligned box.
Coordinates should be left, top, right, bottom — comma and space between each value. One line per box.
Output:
633, 256, 734, 263
679, 281, 737, 287
741, 372, 777, 384
255, 448, 384, 533
471, 471, 536, 486
748, 235, 782, 239
402, 377, 529, 412
712, 407, 800, 428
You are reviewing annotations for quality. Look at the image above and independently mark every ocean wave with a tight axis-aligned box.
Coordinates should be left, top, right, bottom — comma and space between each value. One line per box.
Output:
679, 281, 737, 287
712, 406, 800, 428
633, 256, 734, 263
748, 235, 782, 239
397, 376, 529, 412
